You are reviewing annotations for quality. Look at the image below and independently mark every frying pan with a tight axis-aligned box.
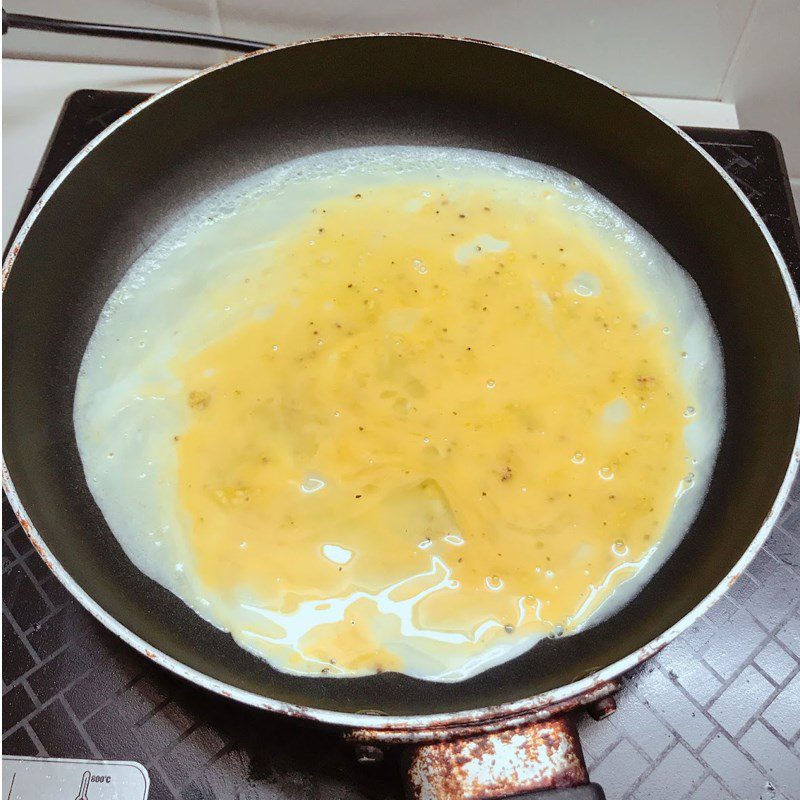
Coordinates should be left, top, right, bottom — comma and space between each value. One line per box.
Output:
4, 34, 800, 799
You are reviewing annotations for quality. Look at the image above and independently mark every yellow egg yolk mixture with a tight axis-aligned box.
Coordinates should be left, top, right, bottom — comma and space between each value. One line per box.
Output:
173, 179, 692, 678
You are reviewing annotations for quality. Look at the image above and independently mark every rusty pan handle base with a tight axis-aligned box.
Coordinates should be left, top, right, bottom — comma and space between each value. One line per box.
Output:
403, 713, 605, 800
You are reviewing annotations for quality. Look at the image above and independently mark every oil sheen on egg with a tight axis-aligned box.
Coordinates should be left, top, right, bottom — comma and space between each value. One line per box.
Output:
73, 147, 724, 681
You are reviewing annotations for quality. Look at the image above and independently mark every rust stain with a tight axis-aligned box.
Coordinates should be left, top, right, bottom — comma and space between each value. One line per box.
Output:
16, 515, 57, 572
144, 649, 158, 660
348, 680, 619, 745
405, 715, 588, 799
6, 242, 21, 279
29, 534, 54, 571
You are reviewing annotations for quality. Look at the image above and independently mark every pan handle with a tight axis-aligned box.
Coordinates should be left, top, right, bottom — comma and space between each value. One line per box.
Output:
403, 713, 605, 799
2, 9, 272, 51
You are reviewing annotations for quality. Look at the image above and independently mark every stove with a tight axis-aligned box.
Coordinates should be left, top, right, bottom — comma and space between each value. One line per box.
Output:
3, 90, 800, 800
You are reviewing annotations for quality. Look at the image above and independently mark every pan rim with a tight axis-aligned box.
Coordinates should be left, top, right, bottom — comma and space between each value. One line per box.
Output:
4, 32, 800, 732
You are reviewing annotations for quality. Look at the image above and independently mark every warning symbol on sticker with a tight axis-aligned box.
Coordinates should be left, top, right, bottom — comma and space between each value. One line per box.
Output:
75, 770, 91, 800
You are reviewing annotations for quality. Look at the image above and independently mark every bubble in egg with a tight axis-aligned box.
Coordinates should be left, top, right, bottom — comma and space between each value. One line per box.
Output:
74, 146, 724, 682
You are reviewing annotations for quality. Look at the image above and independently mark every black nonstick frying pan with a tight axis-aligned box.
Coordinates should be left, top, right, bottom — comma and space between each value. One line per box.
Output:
4, 34, 800, 799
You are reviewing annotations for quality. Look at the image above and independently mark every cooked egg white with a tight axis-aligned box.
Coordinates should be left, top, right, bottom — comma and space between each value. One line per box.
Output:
74, 147, 724, 681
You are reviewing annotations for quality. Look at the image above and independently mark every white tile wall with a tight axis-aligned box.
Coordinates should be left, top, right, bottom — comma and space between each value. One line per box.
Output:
214, 0, 754, 99
720, 0, 800, 203
4, 0, 754, 98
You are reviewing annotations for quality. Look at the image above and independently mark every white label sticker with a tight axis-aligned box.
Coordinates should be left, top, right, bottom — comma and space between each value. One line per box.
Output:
2, 756, 149, 800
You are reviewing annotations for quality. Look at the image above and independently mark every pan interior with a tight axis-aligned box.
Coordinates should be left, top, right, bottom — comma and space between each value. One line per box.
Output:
4, 36, 799, 719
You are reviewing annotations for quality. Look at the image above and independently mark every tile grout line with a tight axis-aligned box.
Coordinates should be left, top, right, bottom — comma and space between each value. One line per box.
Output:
2, 608, 42, 668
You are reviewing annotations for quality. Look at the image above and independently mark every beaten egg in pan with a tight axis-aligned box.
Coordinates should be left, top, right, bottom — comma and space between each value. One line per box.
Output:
74, 147, 724, 681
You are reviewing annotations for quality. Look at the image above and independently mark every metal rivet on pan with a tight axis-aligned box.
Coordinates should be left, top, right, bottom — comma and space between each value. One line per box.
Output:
587, 694, 617, 720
